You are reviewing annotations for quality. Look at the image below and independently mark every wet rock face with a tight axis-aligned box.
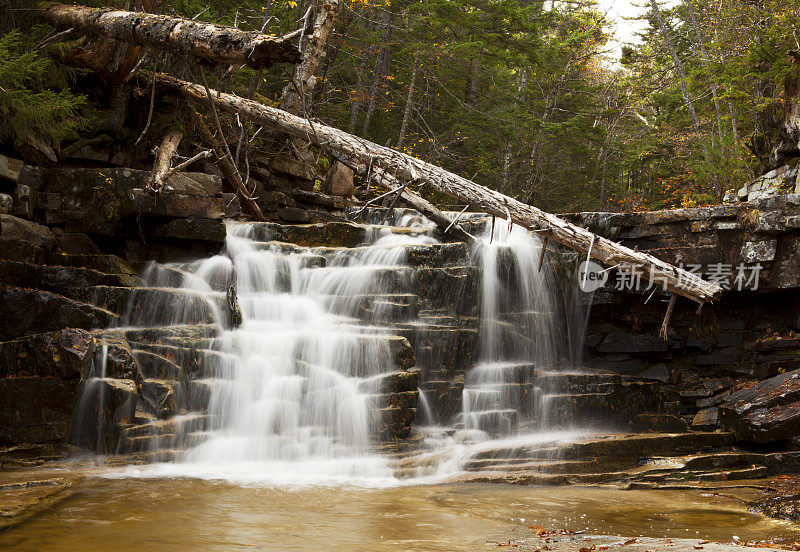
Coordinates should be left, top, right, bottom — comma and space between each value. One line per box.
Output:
0, 329, 95, 445
720, 370, 800, 442
0, 329, 95, 380
0, 287, 116, 341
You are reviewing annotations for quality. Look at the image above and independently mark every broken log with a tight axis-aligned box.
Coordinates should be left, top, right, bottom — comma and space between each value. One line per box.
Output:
335, 153, 475, 243
41, 3, 301, 69
153, 72, 721, 304
147, 129, 183, 194
188, 109, 265, 221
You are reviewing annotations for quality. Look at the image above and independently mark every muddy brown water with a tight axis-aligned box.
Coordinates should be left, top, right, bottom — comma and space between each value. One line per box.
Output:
1, 477, 798, 551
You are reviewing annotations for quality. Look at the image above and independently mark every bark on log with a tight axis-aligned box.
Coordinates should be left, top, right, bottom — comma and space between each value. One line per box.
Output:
147, 129, 183, 194
41, 3, 301, 69
154, 72, 722, 304
330, 151, 474, 242
280, 0, 342, 115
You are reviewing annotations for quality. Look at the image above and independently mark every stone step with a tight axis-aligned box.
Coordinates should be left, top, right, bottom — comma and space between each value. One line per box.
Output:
0, 286, 118, 341
45, 252, 138, 276
0, 260, 141, 302
97, 324, 220, 346
460, 409, 519, 436
560, 432, 736, 460
461, 458, 602, 474
241, 221, 440, 248
91, 286, 226, 327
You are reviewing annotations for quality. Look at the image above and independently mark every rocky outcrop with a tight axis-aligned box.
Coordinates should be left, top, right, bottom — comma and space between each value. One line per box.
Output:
719, 369, 800, 442
0, 329, 95, 445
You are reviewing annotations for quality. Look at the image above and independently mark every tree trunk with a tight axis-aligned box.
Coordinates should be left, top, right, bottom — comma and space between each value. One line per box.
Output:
42, 2, 301, 69
773, 53, 800, 165
280, 0, 342, 115
348, 48, 372, 133
396, 51, 420, 151
650, 0, 700, 130
361, 10, 395, 135
156, 72, 722, 304
685, 0, 723, 141
147, 129, 183, 193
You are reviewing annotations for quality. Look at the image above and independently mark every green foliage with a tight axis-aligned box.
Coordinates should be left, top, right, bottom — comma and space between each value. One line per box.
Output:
0, 30, 87, 149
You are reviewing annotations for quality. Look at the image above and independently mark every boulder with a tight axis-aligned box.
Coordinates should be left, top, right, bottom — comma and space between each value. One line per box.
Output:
720, 370, 800, 442
323, 162, 355, 197
140, 380, 179, 418
0, 194, 11, 215
692, 407, 721, 430
0, 328, 95, 379
0, 154, 23, 183
0, 214, 55, 263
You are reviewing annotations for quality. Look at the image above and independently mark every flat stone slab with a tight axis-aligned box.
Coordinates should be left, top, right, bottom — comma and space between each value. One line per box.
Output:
500, 534, 788, 552
0, 477, 74, 531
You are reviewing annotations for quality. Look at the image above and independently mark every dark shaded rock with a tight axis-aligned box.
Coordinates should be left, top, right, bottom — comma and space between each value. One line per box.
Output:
0, 214, 54, 262
323, 161, 354, 197
597, 333, 668, 353
46, 253, 137, 276
695, 347, 738, 366
0, 287, 117, 340
0, 377, 80, 445
634, 413, 689, 432
70, 378, 137, 453
639, 364, 669, 382
692, 407, 721, 430
57, 233, 102, 255
11, 184, 32, 218
150, 218, 227, 243
0, 328, 94, 379
0, 261, 140, 302
720, 370, 800, 442
277, 207, 311, 223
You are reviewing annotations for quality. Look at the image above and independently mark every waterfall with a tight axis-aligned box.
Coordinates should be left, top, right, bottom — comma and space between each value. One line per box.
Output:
71, 208, 592, 485
460, 220, 560, 438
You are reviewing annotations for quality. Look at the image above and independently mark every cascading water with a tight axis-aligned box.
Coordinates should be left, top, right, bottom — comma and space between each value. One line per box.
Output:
460, 221, 559, 437
71, 208, 591, 485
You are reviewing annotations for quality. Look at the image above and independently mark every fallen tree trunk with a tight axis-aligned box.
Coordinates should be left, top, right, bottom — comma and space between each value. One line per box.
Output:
153, 72, 722, 304
41, 3, 301, 69
147, 129, 182, 194
330, 151, 475, 243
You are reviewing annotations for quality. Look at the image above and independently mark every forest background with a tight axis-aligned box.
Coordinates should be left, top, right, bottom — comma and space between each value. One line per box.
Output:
2, 0, 799, 213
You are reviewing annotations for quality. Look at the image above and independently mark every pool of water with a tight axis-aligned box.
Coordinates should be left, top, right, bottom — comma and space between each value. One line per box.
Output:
1, 477, 797, 551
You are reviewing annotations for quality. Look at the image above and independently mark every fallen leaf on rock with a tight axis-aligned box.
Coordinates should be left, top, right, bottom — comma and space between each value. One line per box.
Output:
623, 539, 637, 545
694, 547, 704, 550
